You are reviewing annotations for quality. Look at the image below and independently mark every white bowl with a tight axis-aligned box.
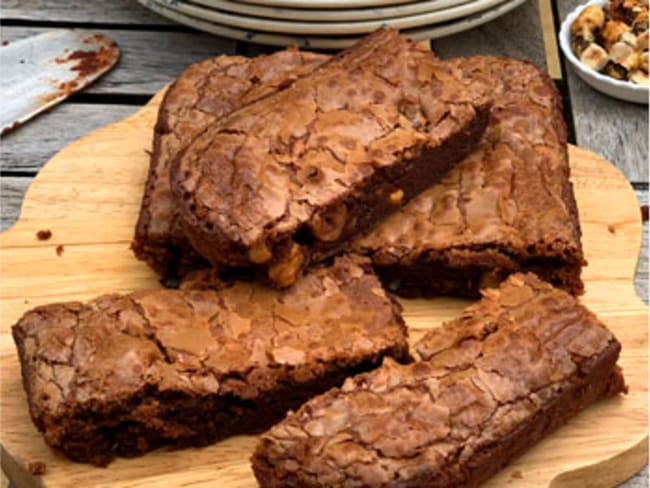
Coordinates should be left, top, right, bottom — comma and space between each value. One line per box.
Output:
559, 0, 649, 104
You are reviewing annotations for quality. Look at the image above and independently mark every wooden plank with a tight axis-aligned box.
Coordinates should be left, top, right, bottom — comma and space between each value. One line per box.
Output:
538, 0, 562, 79
0, 178, 30, 231
0, 93, 647, 488
556, 0, 649, 183
1, 104, 137, 173
2, 0, 172, 25
635, 189, 648, 302
2, 27, 236, 95
431, 0, 546, 68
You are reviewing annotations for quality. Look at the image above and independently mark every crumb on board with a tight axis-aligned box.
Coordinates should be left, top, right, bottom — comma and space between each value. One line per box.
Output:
28, 461, 46, 475
607, 224, 616, 234
511, 470, 524, 479
36, 229, 52, 241
56, 245, 64, 256
642, 205, 649, 223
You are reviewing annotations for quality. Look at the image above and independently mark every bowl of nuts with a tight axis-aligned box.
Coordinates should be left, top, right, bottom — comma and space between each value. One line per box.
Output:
559, 0, 649, 103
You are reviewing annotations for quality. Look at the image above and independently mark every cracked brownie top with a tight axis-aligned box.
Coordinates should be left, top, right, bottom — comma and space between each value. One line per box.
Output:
12, 255, 407, 424
253, 273, 623, 487
133, 48, 329, 269
353, 56, 582, 267
170, 29, 491, 267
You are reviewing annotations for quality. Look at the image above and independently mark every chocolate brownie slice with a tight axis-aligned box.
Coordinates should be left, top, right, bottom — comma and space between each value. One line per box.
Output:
133, 49, 329, 278
252, 273, 626, 488
12, 255, 409, 466
171, 29, 492, 288
353, 56, 584, 297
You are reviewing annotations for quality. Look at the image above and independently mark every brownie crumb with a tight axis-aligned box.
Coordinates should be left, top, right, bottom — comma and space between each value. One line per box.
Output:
607, 224, 616, 234
55, 245, 64, 256
28, 461, 46, 475
511, 470, 524, 479
641, 205, 648, 223
36, 229, 52, 241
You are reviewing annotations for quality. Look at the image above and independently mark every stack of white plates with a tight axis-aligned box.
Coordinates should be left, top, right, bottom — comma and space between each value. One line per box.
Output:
137, 0, 529, 48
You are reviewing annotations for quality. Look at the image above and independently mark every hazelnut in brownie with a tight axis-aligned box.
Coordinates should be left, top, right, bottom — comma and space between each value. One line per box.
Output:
253, 273, 626, 488
171, 29, 492, 288
353, 56, 584, 297
12, 255, 409, 466
132, 49, 329, 279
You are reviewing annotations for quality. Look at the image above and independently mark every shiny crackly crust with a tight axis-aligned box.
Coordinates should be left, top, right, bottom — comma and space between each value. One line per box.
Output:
12, 254, 409, 466
353, 56, 584, 297
171, 29, 492, 286
132, 49, 329, 277
252, 273, 625, 488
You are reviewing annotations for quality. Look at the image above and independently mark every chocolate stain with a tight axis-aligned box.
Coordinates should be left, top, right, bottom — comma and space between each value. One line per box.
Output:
1, 121, 21, 136
45, 37, 118, 100
3, 36, 118, 136
36, 229, 53, 241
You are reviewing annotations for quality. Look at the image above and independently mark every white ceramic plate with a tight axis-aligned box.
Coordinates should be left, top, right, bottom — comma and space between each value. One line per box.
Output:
190, 0, 474, 22
156, 0, 509, 35
559, 1, 648, 104
225, 0, 419, 8
138, 0, 528, 48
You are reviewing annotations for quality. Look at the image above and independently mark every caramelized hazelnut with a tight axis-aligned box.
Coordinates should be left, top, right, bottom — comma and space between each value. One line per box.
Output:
268, 243, 306, 288
249, 241, 273, 264
309, 204, 347, 242
388, 189, 405, 205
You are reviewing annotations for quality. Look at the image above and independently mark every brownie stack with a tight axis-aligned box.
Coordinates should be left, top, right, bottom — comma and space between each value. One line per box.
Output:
13, 28, 627, 485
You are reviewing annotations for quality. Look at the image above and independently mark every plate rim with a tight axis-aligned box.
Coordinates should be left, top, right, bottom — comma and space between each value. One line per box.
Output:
152, 0, 511, 35
138, 0, 529, 48
220, 0, 421, 9
187, 0, 476, 22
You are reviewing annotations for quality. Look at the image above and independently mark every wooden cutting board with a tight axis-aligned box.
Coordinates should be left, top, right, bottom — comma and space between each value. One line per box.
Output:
0, 90, 647, 488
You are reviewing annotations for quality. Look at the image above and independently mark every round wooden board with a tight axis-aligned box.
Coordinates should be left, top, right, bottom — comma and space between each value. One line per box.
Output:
0, 91, 647, 488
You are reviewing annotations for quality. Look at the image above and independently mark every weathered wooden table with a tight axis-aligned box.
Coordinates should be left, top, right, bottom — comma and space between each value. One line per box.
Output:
1, 0, 647, 486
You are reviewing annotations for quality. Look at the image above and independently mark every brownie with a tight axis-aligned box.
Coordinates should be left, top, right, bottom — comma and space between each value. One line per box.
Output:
353, 56, 585, 297
132, 49, 329, 278
252, 273, 626, 488
12, 254, 409, 466
171, 29, 492, 288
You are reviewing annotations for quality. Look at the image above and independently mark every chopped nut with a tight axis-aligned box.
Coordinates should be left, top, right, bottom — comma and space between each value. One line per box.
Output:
388, 188, 404, 205
580, 43, 610, 71
571, 5, 606, 41
572, 36, 592, 56
629, 68, 650, 84
602, 20, 631, 50
632, 11, 649, 33
268, 242, 305, 288
611, 0, 647, 24
248, 241, 273, 264
620, 30, 638, 45
604, 61, 628, 79
309, 204, 347, 242
610, 41, 640, 70
637, 30, 649, 50
640, 51, 649, 71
